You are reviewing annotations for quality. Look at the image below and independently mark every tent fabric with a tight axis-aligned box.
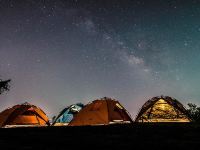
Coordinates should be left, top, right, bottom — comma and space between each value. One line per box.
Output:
52, 103, 84, 126
135, 96, 191, 122
68, 97, 133, 126
0, 102, 50, 127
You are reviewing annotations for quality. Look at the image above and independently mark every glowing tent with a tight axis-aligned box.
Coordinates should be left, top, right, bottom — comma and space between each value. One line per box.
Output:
68, 97, 133, 126
135, 96, 191, 122
52, 103, 84, 126
0, 102, 50, 127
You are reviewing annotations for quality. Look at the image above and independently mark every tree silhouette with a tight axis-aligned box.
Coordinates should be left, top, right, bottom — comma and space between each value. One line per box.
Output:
187, 103, 200, 122
0, 79, 11, 95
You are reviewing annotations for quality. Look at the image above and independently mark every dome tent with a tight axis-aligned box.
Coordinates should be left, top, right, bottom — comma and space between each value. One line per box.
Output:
135, 96, 191, 122
68, 97, 133, 126
0, 102, 50, 127
52, 103, 84, 126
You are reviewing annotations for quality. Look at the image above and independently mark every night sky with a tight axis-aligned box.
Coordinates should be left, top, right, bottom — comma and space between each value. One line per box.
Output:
1, 0, 200, 119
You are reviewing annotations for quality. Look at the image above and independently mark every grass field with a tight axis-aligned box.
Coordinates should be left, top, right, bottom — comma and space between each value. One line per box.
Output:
0, 123, 199, 149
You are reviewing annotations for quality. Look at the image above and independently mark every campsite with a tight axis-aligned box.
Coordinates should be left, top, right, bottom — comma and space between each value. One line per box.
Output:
0, 96, 193, 128
0, 96, 199, 149
0, 81, 200, 149
1, 0, 200, 149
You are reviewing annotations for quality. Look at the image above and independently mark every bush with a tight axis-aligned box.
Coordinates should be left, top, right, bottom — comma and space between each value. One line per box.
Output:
187, 103, 200, 122
0, 79, 11, 95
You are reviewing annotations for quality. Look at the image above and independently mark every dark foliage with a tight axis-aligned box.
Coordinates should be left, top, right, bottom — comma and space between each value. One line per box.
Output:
0, 79, 11, 95
187, 103, 200, 122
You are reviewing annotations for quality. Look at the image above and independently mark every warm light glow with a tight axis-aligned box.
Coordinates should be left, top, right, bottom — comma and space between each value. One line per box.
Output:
116, 103, 123, 109
139, 98, 190, 122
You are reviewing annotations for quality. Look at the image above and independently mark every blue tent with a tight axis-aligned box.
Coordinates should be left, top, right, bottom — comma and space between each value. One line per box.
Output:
53, 103, 84, 125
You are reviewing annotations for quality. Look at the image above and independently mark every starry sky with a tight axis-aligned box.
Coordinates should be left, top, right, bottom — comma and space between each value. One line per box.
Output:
1, 0, 200, 119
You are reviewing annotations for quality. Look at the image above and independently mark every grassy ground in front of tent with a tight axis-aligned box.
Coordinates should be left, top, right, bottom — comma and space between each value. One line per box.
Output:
0, 123, 200, 149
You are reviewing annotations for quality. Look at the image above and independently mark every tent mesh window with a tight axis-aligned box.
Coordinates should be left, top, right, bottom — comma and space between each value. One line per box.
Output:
136, 97, 191, 122
143, 99, 178, 119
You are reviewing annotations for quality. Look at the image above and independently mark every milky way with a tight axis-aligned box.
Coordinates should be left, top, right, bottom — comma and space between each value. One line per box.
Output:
1, 0, 200, 119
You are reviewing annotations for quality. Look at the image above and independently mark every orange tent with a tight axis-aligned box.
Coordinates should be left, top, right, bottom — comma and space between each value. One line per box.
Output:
0, 102, 50, 127
68, 97, 133, 126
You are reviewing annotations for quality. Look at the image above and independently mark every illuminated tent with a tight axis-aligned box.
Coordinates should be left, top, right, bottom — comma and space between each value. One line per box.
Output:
135, 96, 191, 122
0, 102, 50, 127
52, 103, 84, 126
68, 97, 133, 126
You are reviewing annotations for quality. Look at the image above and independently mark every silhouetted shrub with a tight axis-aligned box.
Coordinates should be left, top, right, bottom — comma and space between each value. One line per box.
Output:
187, 103, 200, 122
0, 79, 11, 95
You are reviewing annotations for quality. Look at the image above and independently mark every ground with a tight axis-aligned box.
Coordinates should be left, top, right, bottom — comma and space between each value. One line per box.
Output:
0, 123, 199, 149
